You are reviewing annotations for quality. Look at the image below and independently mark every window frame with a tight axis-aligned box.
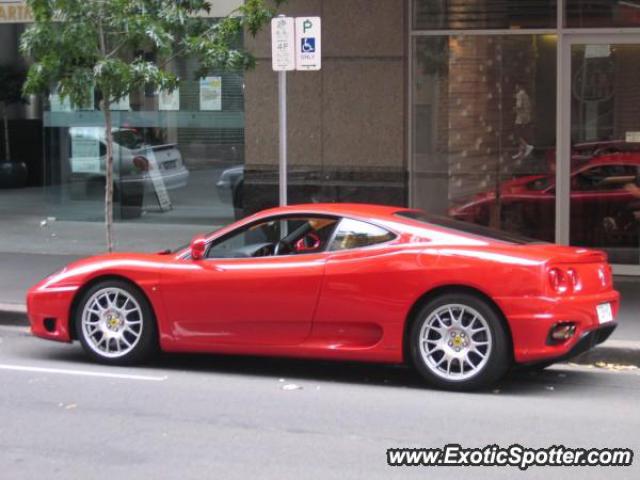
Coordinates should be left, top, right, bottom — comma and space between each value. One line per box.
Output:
411, 0, 558, 31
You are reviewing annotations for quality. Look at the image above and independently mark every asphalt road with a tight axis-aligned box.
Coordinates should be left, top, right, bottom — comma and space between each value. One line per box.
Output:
1, 325, 639, 480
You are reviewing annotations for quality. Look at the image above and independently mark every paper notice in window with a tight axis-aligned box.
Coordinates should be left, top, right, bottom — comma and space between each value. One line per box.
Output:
626, 132, 640, 143
71, 137, 101, 174
200, 77, 222, 111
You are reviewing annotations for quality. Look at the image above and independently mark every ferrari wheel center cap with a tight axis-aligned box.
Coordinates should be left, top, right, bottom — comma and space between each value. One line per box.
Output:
104, 311, 124, 331
448, 330, 469, 351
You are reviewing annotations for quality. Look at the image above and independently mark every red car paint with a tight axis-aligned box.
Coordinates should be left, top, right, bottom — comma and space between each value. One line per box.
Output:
451, 152, 640, 244
27, 203, 619, 365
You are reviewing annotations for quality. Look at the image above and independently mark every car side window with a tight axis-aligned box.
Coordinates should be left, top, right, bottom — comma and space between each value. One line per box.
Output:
329, 219, 395, 251
207, 220, 281, 258
206, 216, 339, 259
573, 165, 638, 191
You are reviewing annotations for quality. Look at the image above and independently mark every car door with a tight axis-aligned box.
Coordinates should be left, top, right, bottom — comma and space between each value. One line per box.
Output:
311, 218, 413, 352
160, 216, 337, 347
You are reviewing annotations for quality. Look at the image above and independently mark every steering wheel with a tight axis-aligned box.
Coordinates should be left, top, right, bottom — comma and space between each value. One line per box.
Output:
274, 222, 314, 256
273, 239, 293, 256
295, 231, 321, 252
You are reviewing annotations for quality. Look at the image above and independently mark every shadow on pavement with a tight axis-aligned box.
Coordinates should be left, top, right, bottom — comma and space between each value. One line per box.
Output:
15, 337, 618, 396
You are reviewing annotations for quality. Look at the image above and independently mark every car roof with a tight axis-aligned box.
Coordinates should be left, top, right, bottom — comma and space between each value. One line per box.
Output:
583, 152, 640, 168
215, 203, 533, 248
256, 203, 405, 221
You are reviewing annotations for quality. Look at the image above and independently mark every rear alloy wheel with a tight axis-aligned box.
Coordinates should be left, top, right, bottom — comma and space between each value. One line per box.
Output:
409, 293, 511, 390
75, 280, 157, 365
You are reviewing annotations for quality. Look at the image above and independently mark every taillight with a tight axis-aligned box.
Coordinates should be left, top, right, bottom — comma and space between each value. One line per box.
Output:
566, 267, 581, 292
548, 267, 570, 294
133, 156, 149, 172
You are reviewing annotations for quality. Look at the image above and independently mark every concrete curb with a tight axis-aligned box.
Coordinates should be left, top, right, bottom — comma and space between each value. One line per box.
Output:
571, 341, 640, 368
1, 306, 639, 367
0, 304, 28, 326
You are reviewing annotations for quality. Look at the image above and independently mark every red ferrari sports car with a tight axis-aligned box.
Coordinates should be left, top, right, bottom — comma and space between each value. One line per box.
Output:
27, 204, 619, 390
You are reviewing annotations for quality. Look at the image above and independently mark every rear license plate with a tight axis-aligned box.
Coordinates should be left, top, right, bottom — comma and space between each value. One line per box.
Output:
163, 160, 177, 170
596, 303, 613, 324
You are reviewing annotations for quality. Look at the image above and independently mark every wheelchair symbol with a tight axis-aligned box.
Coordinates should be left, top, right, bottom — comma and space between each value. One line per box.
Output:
301, 37, 316, 53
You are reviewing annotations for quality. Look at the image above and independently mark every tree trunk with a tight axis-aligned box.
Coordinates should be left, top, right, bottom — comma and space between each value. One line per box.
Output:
102, 101, 114, 252
1, 104, 9, 162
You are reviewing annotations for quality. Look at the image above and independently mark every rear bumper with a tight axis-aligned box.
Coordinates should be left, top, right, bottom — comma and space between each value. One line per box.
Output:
496, 290, 620, 363
524, 323, 617, 367
524, 323, 618, 366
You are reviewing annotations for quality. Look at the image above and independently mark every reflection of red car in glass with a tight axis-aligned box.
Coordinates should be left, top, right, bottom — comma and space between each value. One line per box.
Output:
450, 152, 640, 245
543, 140, 640, 172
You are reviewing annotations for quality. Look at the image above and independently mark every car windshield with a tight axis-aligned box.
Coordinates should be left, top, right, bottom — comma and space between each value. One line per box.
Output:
395, 210, 544, 245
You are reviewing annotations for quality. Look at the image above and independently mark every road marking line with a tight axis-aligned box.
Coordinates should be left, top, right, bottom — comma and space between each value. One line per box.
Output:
0, 364, 167, 381
0, 325, 30, 334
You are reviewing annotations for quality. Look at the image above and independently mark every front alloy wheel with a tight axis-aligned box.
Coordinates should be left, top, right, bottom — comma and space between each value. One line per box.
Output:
75, 280, 157, 365
409, 293, 510, 390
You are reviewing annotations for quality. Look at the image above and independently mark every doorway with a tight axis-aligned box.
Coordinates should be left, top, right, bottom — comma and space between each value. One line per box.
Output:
562, 36, 640, 273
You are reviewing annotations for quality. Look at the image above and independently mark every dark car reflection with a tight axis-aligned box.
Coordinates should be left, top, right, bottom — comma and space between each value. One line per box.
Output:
216, 164, 244, 209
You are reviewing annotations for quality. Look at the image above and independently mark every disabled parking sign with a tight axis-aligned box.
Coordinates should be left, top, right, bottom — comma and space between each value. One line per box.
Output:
295, 17, 321, 71
301, 37, 315, 53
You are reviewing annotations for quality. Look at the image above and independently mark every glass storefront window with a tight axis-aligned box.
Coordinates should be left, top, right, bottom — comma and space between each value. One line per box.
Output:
566, 1, 640, 28
413, 0, 558, 30
0, 21, 249, 254
569, 43, 640, 265
45, 60, 244, 227
412, 34, 557, 241
0, 24, 45, 215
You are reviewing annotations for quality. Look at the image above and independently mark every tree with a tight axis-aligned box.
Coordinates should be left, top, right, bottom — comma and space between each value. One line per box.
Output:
21, 0, 283, 252
0, 65, 26, 164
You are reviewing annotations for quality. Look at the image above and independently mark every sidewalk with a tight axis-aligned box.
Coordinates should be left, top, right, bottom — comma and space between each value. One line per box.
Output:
0, 212, 213, 310
0, 216, 208, 307
1, 247, 639, 366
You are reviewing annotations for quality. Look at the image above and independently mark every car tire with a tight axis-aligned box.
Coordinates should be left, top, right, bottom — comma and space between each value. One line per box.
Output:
74, 280, 158, 365
409, 293, 511, 391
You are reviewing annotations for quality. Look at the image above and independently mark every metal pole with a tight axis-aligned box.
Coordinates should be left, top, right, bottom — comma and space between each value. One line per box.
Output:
278, 70, 287, 206
556, 0, 570, 245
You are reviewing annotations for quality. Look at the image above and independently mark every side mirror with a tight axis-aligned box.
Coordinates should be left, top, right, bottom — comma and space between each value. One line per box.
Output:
190, 235, 208, 260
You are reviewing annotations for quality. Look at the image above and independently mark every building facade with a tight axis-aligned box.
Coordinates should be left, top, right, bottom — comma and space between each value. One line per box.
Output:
1, 1, 640, 273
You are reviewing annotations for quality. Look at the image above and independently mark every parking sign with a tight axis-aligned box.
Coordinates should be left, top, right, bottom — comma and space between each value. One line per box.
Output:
295, 17, 321, 71
271, 16, 295, 71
